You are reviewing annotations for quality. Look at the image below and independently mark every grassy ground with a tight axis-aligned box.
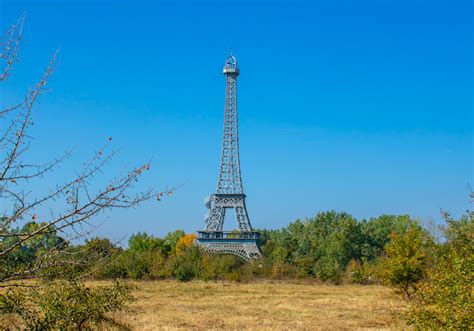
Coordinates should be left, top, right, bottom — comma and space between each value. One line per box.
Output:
104, 280, 406, 330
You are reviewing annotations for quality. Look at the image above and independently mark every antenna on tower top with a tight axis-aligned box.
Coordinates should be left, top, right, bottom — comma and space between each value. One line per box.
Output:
225, 49, 238, 69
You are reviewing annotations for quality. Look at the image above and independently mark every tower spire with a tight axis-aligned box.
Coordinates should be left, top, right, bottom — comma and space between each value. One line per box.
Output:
218, 50, 242, 194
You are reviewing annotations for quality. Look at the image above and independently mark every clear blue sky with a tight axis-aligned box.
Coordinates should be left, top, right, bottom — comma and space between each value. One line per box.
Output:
1, 0, 472, 240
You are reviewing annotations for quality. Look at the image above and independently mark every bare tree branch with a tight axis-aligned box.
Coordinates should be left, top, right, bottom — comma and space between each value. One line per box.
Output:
0, 15, 167, 283
0, 13, 25, 82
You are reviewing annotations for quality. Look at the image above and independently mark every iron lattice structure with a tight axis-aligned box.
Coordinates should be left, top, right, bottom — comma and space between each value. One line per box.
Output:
197, 52, 262, 261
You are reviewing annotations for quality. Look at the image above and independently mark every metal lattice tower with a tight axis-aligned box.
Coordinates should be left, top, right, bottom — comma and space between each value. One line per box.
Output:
217, 52, 243, 196
197, 51, 261, 261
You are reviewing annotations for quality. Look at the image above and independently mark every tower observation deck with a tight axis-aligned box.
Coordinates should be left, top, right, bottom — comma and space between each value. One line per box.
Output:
197, 51, 262, 261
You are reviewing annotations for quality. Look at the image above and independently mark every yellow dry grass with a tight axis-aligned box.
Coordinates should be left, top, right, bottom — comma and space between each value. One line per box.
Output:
103, 280, 406, 330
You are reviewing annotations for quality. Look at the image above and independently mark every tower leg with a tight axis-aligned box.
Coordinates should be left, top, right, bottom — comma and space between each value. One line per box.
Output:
206, 194, 253, 232
206, 205, 225, 231
235, 205, 251, 231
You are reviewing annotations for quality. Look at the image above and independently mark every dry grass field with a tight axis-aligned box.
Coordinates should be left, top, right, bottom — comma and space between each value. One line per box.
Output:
104, 280, 406, 330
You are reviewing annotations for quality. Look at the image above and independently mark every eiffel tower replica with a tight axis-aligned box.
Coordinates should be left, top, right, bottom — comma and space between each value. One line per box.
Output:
197, 51, 262, 261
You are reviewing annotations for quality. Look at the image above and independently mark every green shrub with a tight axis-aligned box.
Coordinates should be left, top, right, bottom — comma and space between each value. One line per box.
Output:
103, 250, 166, 279
343, 259, 382, 285
269, 260, 297, 279
406, 213, 473, 329
169, 245, 204, 281
98, 254, 129, 279
202, 254, 244, 281
128, 232, 165, 253
313, 257, 343, 283
344, 259, 367, 284
163, 230, 186, 256
240, 259, 269, 281
378, 223, 432, 297
0, 280, 134, 329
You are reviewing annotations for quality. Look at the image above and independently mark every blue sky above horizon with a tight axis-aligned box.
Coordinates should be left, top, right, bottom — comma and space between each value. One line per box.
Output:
1, 0, 472, 240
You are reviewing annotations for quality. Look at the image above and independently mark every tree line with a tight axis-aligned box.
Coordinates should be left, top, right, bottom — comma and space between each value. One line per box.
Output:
3, 212, 426, 283
3, 208, 472, 329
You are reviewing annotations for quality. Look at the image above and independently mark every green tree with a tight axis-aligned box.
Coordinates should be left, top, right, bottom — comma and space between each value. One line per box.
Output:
360, 215, 413, 261
379, 222, 432, 298
163, 230, 186, 256
112, 250, 166, 279
1, 222, 67, 280
128, 232, 164, 253
407, 212, 473, 329
85, 237, 122, 258
259, 211, 363, 282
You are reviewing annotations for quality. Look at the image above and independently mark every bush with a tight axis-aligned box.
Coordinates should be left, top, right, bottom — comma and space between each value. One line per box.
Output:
313, 257, 343, 283
378, 223, 432, 297
169, 245, 204, 281
0, 280, 134, 329
163, 230, 186, 256
269, 260, 297, 279
103, 250, 167, 279
175, 234, 197, 254
202, 254, 244, 281
406, 213, 473, 329
128, 232, 164, 253
344, 259, 368, 284
240, 259, 270, 281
